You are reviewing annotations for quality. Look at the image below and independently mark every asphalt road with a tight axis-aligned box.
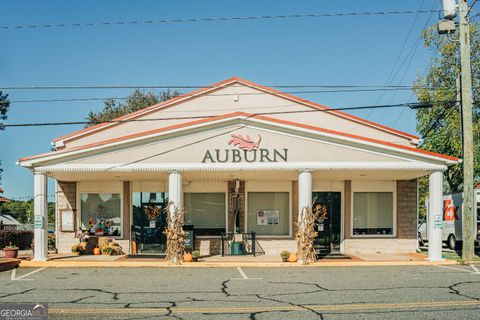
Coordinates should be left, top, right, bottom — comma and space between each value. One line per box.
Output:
1, 265, 480, 320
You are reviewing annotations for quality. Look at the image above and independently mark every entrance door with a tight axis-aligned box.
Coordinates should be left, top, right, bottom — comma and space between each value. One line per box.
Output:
132, 192, 168, 254
312, 192, 341, 255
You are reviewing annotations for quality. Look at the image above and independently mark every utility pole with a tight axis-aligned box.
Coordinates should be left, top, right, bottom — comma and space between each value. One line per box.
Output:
458, 0, 475, 262
439, 0, 475, 261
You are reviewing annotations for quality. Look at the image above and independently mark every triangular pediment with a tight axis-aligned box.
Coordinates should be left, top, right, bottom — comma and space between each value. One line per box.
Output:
52, 77, 420, 150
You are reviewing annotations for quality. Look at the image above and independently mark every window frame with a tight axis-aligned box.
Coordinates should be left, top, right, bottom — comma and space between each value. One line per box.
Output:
245, 181, 292, 238
183, 181, 228, 238
184, 192, 227, 236
350, 181, 397, 238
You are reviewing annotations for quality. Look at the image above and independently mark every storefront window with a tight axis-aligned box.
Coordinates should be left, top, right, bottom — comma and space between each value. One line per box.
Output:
184, 193, 226, 236
247, 192, 289, 236
353, 192, 393, 236
80, 193, 121, 237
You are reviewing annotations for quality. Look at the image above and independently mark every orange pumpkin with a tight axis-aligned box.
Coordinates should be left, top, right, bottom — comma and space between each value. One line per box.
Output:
288, 253, 298, 263
184, 252, 193, 262
93, 247, 101, 255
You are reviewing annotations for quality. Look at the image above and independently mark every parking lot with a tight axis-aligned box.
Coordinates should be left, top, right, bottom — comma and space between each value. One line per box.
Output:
1, 264, 480, 319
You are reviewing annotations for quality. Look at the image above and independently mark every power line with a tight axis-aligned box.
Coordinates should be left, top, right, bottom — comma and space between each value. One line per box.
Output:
373, 0, 427, 108
0, 84, 447, 90
2, 101, 453, 128
7, 87, 454, 104
376, 0, 438, 124
0, 10, 440, 31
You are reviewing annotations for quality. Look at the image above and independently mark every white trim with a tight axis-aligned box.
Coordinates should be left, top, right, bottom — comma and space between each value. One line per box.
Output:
350, 181, 397, 239
20, 115, 457, 167
235, 81, 420, 143
53, 81, 233, 146
312, 181, 344, 253
53, 79, 419, 147
34, 161, 448, 173
76, 181, 124, 239
245, 181, 292, 237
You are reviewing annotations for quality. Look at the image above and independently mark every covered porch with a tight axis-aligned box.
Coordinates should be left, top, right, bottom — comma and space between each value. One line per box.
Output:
29, 162, 446, 262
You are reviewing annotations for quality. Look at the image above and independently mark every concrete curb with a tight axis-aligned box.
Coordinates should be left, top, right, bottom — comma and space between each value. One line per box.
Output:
19, 259, 459, 268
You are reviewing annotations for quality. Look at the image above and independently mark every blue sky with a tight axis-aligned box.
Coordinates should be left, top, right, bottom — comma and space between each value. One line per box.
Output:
0, 0, 440, 198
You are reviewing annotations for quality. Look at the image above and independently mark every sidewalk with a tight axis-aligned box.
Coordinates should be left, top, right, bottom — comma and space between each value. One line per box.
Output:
18, 252, 459, 268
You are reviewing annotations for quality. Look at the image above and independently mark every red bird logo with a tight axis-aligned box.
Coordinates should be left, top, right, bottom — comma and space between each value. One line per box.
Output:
228, 134, 262, 151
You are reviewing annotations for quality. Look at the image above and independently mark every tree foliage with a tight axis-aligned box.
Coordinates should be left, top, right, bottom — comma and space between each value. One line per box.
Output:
0, 200, 55, 224
85, 89, 181, 127
0, 91, 10, 183
414, 24, 480, 193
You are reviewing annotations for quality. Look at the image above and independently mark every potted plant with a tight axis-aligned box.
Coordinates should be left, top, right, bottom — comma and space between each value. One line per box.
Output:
71, 244, 81, 256
192, 250, 201, 262
101, 245, 113, 256
4, 243, 19, 259
280, 250, 290, 263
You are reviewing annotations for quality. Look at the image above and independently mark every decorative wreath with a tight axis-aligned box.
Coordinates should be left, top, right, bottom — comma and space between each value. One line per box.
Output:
88, 218, 95, 228
145, 206, 160, 220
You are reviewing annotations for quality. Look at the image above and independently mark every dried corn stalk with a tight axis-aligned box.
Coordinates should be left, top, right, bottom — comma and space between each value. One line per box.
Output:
295, 205, 321, 265
165, 202, 185, 265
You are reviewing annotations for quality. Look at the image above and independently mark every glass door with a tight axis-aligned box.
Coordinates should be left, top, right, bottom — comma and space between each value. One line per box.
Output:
312, 192, 341, 255
132, 192, 168, 254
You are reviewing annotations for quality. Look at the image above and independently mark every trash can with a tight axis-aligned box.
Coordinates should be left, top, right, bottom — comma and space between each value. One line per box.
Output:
231, 241, 243, 255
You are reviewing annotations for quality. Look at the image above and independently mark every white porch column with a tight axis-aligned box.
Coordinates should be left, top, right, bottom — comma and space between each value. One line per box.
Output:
428, 171, 443, 261
298, 171, 313, 229
33, 172, 48, 261
168, 171, 183, 222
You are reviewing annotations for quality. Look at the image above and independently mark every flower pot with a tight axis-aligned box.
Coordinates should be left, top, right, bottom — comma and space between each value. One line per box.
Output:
192, 257, 198, 262
282, 257, 288, 263
4, 248, 19, 259
184, 252, 193, 262
93, 247, 101, 255
288, 253, 297, 263
72, 252, 80, 256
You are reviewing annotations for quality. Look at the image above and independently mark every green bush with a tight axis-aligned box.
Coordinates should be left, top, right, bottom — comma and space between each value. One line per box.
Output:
0, 230, 33, 249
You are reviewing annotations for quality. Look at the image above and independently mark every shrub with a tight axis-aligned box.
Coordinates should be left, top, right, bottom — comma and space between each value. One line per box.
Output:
280, 250, 290, 259
192, 250, 201, 259
0, 230, 33, 250
48, 234, 56, 251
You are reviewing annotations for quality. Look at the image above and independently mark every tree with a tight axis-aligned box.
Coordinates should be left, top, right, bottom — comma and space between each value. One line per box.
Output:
0, 91, 10, 183
414, 24, 480, 195
86, 89, 181, 127
0, 199, 55, 224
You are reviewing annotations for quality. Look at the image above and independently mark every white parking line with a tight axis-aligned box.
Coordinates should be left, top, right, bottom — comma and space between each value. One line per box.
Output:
237, 266, 248, 279
470, 264, 480, 274
434, 265, 479, 274
11, 268, 45, 281
231, 267, 262, 280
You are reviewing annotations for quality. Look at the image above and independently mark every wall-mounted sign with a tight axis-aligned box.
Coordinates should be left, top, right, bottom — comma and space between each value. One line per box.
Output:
434, 215, 443, 229
60, 209, 76, 232
34, 215, 44, 229
257, 210, 279, 225
202, 133, 288, 163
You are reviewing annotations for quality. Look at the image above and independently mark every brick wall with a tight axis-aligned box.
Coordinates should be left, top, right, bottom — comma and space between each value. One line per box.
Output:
396, 179, 418, 239
56, 181, 78, 253
343, 180, 351, 239
291, 180, 298, 239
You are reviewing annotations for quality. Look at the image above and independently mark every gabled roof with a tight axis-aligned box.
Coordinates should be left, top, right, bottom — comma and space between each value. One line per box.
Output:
52, 77, 420, 147
19, 112, 458, 166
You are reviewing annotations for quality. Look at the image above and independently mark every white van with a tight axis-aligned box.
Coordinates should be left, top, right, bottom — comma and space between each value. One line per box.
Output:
418, 186, 480, 250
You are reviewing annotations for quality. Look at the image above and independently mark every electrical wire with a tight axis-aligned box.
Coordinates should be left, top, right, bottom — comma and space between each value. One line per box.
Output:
0, 10, 440, 31
0, 84, 448, 91
2, 101, 456, 128
7, 87, 454, 104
